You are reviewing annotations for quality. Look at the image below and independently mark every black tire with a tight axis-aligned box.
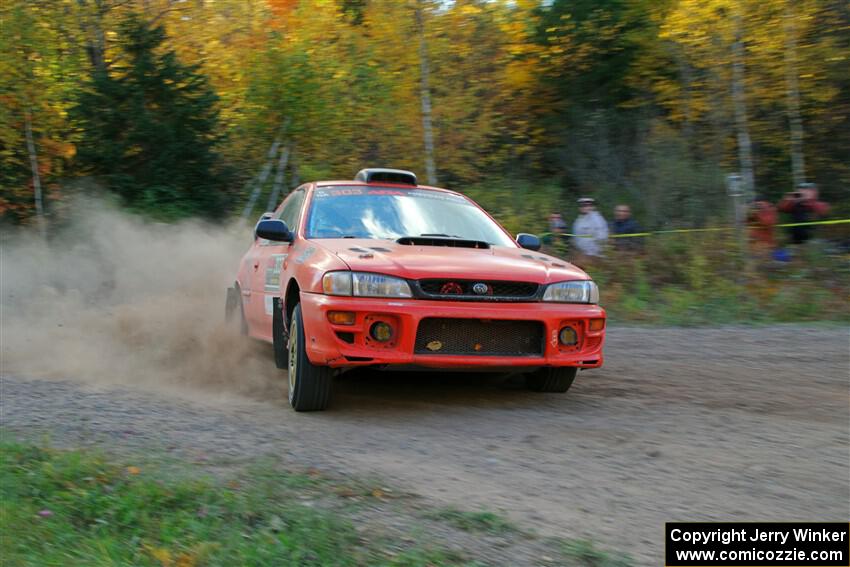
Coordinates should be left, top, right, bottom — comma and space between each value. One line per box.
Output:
287, 304, 332, 411
225, 286, 248, 336
272, 298, 288, 369
525, 366, 578, 393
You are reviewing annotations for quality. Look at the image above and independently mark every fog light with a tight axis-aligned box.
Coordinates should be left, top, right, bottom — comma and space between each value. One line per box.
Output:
370, 321, 393, 342
327, 311, 355, 325
559, 326, 578, 346
588, 318, 605, 331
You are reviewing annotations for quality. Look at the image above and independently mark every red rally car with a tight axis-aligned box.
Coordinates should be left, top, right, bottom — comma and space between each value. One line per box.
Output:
226, 168, 605, 411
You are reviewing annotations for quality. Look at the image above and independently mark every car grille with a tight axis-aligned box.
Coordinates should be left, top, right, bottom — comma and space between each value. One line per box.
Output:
416, 279, 539, 301
414, 318, 544, 356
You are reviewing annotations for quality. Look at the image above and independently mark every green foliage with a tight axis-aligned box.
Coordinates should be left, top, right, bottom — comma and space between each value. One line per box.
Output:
464, 179, 563, 236
73, 15, 232, 221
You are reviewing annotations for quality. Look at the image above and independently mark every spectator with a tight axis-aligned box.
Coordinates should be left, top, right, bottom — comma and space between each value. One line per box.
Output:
549, 212, 567, 235
747, 197, 777, 250
572, 197, 608, 258
777, 183, 830, 244
610, 204, 643, 251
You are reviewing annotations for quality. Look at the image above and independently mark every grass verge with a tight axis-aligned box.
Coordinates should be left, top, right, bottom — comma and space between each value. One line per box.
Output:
0, 440, 467, 566
0, 437, 633, 566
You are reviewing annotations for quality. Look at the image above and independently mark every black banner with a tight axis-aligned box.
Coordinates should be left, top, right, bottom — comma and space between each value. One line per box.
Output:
666, 523, 850, 566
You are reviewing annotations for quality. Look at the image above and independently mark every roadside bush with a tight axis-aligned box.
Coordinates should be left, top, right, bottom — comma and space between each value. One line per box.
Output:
586, 233, 849, 325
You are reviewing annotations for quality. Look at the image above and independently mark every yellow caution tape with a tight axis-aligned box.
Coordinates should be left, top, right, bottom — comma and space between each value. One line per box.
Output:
546, 219, 850, 239
776, 219, 850, 228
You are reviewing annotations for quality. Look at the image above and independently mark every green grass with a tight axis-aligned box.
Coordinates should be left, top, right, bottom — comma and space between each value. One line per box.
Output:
425, 508, 516, 535
561, 539, 633, 567
0, 441, 471, 566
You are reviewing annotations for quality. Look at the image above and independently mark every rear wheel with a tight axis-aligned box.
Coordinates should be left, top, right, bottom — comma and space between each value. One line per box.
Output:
287, 304, 332, 411
525, 366, 577, 393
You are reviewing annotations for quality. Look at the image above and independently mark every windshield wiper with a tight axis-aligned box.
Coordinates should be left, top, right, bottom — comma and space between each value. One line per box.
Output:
420, 232, 464, 238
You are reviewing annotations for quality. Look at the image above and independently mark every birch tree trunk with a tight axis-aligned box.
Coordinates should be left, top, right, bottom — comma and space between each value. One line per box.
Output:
290, 144, 300, 189
784, 4, 806, 189
24, 109, 47, 239
731, 13, 755, 201
415, 2, 437, 186
240, 138, 280, 220
266, 144, 290, 212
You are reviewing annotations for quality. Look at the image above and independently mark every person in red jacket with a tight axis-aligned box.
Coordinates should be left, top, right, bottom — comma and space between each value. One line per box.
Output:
777, 183, 830, 244
747, 197, 778, 250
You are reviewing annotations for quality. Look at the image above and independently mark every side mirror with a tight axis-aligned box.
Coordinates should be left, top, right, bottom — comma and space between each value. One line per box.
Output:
256, 219, 293, 242
254, 212, 274, 240
516, 233, 541, 251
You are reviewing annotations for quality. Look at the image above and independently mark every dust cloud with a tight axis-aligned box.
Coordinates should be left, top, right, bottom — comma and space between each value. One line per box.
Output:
1, 200, 284, 402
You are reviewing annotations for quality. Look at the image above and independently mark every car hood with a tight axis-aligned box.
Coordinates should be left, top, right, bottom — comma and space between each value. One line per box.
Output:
311, 239, 589, 283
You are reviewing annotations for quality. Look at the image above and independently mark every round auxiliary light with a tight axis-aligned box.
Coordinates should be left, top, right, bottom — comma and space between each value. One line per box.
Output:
559, 326, 578, 346
370, 321, 394, 342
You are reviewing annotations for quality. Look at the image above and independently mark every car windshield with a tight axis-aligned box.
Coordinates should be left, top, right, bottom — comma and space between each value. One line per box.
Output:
306, 186, 516, 247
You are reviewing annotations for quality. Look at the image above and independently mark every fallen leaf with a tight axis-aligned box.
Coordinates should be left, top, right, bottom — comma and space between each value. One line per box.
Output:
145, 545, 173, 566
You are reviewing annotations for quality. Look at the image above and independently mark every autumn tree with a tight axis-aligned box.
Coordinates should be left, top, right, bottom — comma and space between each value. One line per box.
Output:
0, 1, 81, 226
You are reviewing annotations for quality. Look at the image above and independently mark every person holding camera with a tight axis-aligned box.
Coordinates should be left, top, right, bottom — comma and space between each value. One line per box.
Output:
777, 183, 830, 244
747, 197, 778, 251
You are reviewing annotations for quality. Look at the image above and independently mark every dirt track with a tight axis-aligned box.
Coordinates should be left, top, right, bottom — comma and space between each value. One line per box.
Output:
3, 326, 849, 564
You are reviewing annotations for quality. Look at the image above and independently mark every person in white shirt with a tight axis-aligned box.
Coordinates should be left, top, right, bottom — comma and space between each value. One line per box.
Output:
572, 197, 609, 258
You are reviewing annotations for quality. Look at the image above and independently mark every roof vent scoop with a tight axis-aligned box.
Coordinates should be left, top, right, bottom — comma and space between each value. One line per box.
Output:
355, 168, 417, 186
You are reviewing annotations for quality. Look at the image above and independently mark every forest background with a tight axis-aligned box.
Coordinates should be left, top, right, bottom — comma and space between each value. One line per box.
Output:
2, 0, 848, 322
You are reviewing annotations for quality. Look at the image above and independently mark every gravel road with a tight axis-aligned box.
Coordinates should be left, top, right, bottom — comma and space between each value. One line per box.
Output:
3, 326, 849, 564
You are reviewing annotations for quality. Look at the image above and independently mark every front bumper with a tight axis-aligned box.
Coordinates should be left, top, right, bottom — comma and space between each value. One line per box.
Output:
299, 292, 605, 369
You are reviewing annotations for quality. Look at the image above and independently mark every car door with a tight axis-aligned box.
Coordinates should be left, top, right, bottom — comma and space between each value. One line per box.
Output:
245, 187, 307, 340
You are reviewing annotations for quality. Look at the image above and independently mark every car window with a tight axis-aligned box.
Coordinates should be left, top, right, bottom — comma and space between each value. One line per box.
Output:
305, 186, 516, 247
277, 188, 306, 230
257, 188, 306, 246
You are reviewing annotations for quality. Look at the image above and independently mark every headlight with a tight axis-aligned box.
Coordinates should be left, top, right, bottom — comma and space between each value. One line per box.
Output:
542, 280, 599, 304
322, 271, 412, 298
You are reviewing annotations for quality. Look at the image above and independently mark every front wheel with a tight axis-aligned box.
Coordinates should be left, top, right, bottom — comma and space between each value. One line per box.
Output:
272, 298, 288, 369
525, 366, 577, 393
287, 304, 332, 411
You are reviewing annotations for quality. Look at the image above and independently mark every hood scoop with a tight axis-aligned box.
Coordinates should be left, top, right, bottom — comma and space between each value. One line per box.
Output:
396, 236, 490, 249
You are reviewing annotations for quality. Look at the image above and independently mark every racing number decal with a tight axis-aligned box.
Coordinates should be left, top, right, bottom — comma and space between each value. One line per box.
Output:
264, 254, 287, 292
